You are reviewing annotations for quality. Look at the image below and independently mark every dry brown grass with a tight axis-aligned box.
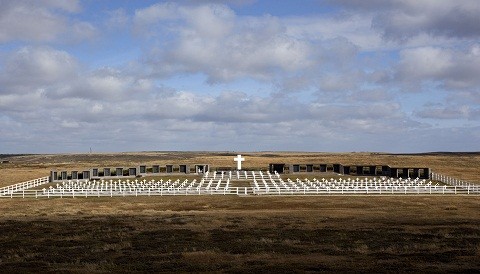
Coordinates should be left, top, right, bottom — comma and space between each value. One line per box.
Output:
0, 196, 479, 272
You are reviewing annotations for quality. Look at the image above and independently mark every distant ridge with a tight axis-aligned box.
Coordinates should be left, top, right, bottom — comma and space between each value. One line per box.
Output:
385, 152, 480, 156
1, 151, 479, 158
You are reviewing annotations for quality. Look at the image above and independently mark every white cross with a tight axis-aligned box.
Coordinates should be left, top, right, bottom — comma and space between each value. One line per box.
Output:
234, 154, 245, 170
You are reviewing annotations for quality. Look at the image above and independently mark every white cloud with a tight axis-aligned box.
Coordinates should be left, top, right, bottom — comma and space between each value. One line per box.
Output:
374, 0, 480, 41
397, 47, 452, 80
134, 2, 179, 26
135, 3, 314, 84
415, 104, 480, 120
0, 47, 78, 93
331, 0, 480, 41
0, 2, 67, 42
0, 0, 95, 43
284, 14, 386, 51
396, 45, 480, 90
348, 89, 394, 103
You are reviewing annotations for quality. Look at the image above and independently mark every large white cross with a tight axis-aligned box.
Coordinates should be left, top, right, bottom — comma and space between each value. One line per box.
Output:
234, 154, 245, 170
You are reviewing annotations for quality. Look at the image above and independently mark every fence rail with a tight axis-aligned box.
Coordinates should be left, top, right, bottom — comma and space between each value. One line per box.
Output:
0, 177, 49, 195
1, 174, 479, 198
431, 172, 477, 187
1, 185, 479, 198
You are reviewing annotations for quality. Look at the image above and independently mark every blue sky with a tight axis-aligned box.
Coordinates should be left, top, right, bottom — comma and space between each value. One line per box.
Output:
0, 0, 479, 153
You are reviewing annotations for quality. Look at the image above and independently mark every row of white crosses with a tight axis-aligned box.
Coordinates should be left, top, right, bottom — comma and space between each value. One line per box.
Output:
201, 155, 246, 181
43, 154, 250, 196
42, 177, 234, 196
252, 176, 449, 194
260, 174, 449, 193
243, 170, 439, 193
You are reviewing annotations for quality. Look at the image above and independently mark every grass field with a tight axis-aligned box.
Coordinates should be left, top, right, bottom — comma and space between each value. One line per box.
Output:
0, 152, 479, 272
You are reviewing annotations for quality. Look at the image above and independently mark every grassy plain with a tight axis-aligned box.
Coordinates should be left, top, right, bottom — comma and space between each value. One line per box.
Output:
0, 152, 479, 272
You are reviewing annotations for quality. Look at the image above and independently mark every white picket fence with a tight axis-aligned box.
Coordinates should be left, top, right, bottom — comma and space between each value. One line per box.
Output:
253, 185, 480, 195
1, 174, 479, 198
1, 187, 247, 198
0, 176, 49, 196
1, 185, 479, 198
431, 172, 476, 187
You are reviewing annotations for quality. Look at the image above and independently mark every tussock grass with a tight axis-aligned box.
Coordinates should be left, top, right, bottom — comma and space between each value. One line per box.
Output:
0, 196, 479, 272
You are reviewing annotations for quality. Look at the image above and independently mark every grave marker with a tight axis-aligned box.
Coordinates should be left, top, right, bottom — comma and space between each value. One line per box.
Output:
234, 155, 245, 170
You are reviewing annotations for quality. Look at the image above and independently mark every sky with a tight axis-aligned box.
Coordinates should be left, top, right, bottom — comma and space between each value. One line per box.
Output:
0, 0, 479, 153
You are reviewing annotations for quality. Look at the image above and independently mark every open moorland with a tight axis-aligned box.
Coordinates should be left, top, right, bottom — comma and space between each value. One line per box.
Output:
0, 152, 479, 272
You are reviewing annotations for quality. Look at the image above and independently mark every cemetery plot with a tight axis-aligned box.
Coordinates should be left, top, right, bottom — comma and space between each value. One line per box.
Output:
38, 176, 240, 197
1, 170, 479, 198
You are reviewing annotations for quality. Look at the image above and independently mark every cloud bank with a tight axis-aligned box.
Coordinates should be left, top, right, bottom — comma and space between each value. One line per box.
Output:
0, 1, 478, 153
